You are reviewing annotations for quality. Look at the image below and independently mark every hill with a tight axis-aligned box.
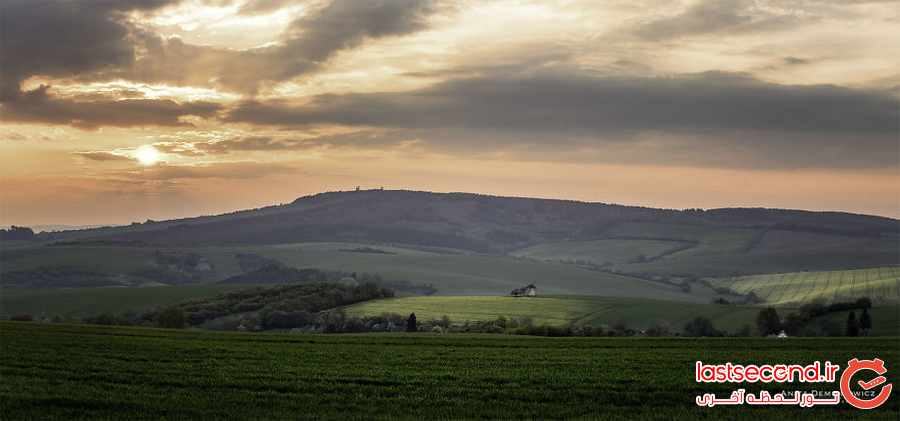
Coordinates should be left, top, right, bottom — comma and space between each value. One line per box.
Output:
709, 267, 900, 306
34, 190, 898, 250
3, 189, 897, 299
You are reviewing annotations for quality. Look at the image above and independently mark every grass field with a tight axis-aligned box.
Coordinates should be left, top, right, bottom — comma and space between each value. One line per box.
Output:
2, 242, 704, 300
346, 295, 900, 335
0, 284, 251, 319
1, 322, 897, 420
511, 238, 687, 265
710, 267, 900, 306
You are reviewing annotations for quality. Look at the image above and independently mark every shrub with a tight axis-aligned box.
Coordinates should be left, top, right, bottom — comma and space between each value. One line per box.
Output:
157, 307, 186, 329
683, 317, 720, 337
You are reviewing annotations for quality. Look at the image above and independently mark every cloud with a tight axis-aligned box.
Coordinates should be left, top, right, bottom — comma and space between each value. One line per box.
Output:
782, 56, 810, 66
75, 151, 135, 162
237, 0, 303, 15
634, 0, 810, 41
0, 0, 181, 99
107, 0, 441, 93
115, 161, 296, 180
1, 85, 222, 129
224, 69, 899, 169
152, 131, 414, 155
226, 70, 898, 134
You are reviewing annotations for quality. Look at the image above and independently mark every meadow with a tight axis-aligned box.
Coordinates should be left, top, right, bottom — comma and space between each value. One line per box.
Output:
1, 241, 701, 299
1, 322, 897, 420
347, 295, 900, 336
710, 267, 900, 306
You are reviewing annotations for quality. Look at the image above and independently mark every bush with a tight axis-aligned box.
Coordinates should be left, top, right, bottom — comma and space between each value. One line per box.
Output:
157, 307, 186, 329
646, 321, 672, 337
756, 307, 781, 336
10, 314, 33, 322
683, 317, 721, 337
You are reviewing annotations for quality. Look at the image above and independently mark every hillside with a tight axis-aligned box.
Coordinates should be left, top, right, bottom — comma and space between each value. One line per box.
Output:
3, 190, 897, 302
35, 190, 898, 253
709, 267, 900, 306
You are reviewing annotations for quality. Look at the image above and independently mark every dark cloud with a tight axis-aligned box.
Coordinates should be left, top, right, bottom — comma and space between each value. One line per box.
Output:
0, 0, 229, 128
227, 71, 898, 134
0, 0, 179, 99
232, 0, 438, 91
2, 0, 439, 96
224, 70, 899, 169
1, 85, 222, 129
634, 0, 809, 40
109, 0, 440, 93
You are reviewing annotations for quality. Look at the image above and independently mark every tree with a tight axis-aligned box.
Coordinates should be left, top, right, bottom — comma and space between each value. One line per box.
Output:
157, 307, 186, 329
782, 312, 807, 336
859, 308, 872, 336
684, 317, 719, 337
846, 311, 860, 337
0, 226, 35, 241
406, 313, 417, 332
855, 297, 873, 309
646, 320, 672, 337
756, 307, 781, 336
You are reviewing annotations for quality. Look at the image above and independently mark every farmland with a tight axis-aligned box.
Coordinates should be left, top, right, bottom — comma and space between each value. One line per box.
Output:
347, 295, 900, 336
1, 322, 897, 420
709, 267, 900, 306
0, 284, 257, 320
346, 295, 764, 332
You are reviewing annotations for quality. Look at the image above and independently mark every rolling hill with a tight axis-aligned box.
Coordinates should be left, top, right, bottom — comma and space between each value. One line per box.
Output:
709, 267, 900, 306
2, 189, 897, 307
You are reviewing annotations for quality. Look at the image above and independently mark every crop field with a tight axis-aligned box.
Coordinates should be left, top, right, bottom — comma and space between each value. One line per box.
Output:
710, 267, 900, 306
1, 322, 897, 420
346, 295, 763, 331
347, 296, 900, 335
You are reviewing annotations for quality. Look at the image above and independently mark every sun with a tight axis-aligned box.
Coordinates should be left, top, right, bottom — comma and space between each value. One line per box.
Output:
135, 145, 160, 166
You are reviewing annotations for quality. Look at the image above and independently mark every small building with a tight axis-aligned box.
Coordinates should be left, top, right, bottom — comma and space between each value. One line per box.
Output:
510, 284, 537, 297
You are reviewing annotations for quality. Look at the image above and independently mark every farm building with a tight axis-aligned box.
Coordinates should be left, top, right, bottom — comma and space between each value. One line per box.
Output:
510, 284, 537, 297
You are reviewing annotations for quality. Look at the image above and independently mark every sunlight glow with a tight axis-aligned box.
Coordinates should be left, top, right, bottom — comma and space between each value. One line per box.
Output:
135, 145, 161, 166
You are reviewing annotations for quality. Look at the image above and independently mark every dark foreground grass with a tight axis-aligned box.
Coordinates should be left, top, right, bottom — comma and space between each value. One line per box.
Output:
1, 322, 897, 420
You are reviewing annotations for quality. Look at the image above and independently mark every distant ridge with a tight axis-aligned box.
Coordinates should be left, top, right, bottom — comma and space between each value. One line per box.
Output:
36, 189, 898, 248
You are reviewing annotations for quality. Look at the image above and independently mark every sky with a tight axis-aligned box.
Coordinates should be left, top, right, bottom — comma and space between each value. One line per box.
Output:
1, 0, 898, 226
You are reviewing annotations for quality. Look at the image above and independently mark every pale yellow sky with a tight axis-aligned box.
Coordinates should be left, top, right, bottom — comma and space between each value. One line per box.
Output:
1, 0, 898, 225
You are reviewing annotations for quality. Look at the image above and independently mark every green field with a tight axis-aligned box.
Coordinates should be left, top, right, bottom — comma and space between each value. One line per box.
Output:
346, 295, 900, 335
710, 267, 900, 306
2, 242, 704, 300
511, 238, 687, 265
1, 322, 897, 420
0, 284, 251, 319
